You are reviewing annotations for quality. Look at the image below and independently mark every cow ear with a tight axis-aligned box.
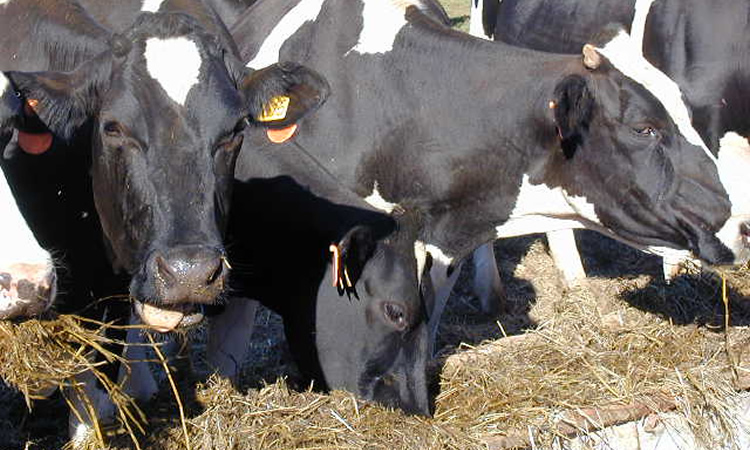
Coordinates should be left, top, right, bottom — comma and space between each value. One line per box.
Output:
4, 54, 110, 141
241, 62, 330, 129
330, 225, 377, 298
552, 74, 595, 159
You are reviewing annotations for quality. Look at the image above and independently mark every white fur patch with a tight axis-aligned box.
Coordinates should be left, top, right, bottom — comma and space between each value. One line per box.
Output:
717, 132, 750, 215
0, 170, 50, 266
0, 72, 8, 95
495, 175, 601, 238
469, 0, 490, 39
414, 241, 427, 284
140, 0, 165, 12
348, 0, 409, 55
246, 0, 327, 69
0, 0, 12, 6
595, 31, 716, 162
630, 0, 655, 48
144, 37, 201, 105
363, 181, 400, 213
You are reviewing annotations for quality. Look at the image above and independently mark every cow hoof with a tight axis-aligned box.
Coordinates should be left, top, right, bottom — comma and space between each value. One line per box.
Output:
0, 265, 56, 320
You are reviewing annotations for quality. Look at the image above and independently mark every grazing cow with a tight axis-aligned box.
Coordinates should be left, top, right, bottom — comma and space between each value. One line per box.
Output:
221, 0, 749, 415
0, 0, 328, 441
469, 0, 750, 293
209, 169, 433, 415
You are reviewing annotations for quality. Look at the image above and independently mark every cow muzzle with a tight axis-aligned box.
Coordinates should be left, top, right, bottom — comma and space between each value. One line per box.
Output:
713, 216, 750, 266
0, 262, 56, 320
134, 245, 228, 332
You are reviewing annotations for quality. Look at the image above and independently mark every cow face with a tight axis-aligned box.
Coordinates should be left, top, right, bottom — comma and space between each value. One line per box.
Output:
316, 227, 432, 416
538, 34, 745, 265
3, 13, 329, 332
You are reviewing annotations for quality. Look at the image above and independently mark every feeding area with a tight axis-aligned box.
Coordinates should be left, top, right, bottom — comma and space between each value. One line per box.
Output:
2, 233, 750, 449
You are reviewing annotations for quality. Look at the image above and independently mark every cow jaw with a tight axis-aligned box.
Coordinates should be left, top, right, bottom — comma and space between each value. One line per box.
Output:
134, 300, 204, 333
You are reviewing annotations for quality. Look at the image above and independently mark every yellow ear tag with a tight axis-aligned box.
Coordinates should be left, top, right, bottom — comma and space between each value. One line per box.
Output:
257, 95, 291, 122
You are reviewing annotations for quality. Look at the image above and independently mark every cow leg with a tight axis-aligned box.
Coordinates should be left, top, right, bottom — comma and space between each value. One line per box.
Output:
470, 243, 506, 316
66, 371, 116, 448
206, 297, 258, 384
426, 259, 463, 355
546, 229, 586, 287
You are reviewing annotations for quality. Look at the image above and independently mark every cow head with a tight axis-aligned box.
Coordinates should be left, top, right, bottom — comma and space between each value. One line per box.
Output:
537, 29, 747, 265
316, 225, 433, 416
2, 13, 329, 331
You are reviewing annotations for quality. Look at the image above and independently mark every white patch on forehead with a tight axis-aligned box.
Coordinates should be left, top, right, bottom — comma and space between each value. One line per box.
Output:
630, 0, 655, 48
246, 0, 327, 69
144, 37, 201, 106
363, 181, 400, 213
424, 243, 453, 266
348, 0, 410, 55
0, 72, 8, 96
140, 0, 165, 12
595, 31, 716, 162
495, 175, 600, 238
0, 171, 51, 266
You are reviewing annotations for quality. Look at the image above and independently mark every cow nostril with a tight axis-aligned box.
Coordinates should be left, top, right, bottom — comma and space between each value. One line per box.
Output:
156, 255, 177, 284
0, 273, 11, 291
206, 260, 224, 286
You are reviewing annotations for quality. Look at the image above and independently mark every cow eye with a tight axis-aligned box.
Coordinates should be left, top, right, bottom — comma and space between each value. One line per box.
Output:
635, 126, 658, 137
103, 121, 124, 137
382, 302, 408, 331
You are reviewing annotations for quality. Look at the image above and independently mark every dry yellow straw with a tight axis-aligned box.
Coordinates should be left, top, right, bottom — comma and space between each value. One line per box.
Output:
147, 333, 191, 450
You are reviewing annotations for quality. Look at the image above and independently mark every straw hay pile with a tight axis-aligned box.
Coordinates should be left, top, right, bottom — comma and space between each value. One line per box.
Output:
54, 232, 750, 450
0, 314, 145, 449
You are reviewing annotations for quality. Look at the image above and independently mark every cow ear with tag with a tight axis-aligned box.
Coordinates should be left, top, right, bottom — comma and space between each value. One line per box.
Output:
241, 62, 330, 134
4, 53, 111, 142
552, 74, 595, 159
329, 225, 377, 299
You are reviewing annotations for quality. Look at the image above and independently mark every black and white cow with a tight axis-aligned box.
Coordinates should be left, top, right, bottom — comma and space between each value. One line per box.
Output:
0, 0, 328, 441
218, 0, 750, 415
469, 0, 750, 295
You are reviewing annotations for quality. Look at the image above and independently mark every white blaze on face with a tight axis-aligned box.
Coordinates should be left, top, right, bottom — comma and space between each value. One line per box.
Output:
246, 0, 327, 69
0, 171, 50, 267
348, 0, 414, 55
363, 181, 401, 213
495, 174, 601, 238
140, 0, 165, 12
145, 37, 201, 106
630, 0, 656, 48
0, 72, 8, 98
595, 31, 715, 162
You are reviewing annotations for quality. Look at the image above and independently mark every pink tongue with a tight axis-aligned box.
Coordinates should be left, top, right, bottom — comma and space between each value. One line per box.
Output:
17, 130, 53, 155
141, 303, 185, 332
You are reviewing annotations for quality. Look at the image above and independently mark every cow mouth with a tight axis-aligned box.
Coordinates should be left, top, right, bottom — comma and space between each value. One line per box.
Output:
133, 300, 205, 333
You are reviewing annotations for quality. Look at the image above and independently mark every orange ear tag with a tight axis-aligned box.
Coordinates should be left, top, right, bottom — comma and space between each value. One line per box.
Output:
266, 123, 298, 144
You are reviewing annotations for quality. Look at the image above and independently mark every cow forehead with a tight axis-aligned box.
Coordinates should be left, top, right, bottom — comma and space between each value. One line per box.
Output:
144, 37, 202, 106
595, 30, 716, 163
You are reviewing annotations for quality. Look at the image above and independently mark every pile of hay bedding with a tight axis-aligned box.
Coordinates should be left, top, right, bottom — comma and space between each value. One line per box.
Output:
0, 313, 145, 448
66, 233, 750, 450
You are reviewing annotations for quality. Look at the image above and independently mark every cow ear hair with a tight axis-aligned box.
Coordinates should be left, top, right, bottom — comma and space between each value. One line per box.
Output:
552, 74, 595, 159
335, 225, 377, 296
241, 62, 330, 128
4, 53, 111, 141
